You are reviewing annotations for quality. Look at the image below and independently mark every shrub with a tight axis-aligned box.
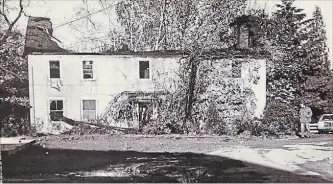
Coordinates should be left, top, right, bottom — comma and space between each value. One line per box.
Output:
142, 119, 182, 134
203, 102, 227, 135
150, 93, 185, 134
0, 105, 32, 137
259, 102, 298, 137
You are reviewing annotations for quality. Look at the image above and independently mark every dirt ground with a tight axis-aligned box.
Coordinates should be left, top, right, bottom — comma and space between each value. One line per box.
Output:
36, 133, 333, 151
2, 134, 333, 183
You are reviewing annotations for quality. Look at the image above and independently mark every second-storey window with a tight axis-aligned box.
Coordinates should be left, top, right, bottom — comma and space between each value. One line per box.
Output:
50, 100, 63, 121
139, 61, 150, 79
50, 61, 60, 78
83, 61, 94, 79
82, 100, 96, 121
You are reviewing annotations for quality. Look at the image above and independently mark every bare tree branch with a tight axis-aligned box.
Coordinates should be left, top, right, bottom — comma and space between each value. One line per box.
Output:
0, 0, 11, 26
0, 65, 24, 82
0, 0, 24, 45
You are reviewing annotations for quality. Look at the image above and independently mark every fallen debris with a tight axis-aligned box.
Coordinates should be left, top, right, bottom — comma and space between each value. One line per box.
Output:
63, 122, 138, 136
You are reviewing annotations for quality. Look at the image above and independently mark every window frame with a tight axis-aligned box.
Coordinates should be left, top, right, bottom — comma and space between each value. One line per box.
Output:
81, 99, 97, 121
49, 98, 65, 121
139, 60, 151, 79
49, 60, 60, 79
82, 60, 95, 80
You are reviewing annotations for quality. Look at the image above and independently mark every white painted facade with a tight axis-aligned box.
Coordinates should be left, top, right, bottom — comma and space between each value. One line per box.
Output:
28, 53, 266, 134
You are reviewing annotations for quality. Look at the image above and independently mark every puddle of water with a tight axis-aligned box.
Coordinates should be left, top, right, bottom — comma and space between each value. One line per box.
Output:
57, 166, 135, 178
82, 170, 130, 177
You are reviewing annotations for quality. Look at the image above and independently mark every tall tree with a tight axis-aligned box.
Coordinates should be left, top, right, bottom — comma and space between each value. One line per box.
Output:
0, 0, 30, 136
169, 0, 247, 131
115, 0, 170, 51
114, 0, 247, 51
266, 0, 311, 106
302, 6, 333, 118
114, 0, 247, 132
303, 6, 330, 76
263, 0, 312, 135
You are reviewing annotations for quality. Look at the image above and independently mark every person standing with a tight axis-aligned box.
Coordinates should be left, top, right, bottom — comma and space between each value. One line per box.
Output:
299, 103, 313, 138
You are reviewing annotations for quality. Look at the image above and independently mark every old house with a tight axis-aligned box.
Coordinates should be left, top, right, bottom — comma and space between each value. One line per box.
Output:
28, 51, 182, 133
26, 16, 268, 134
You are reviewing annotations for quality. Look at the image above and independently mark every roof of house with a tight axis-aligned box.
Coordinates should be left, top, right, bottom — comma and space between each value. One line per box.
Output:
25, 16, 271, 59
30, 50, 185, 56
30, 48, 270, 59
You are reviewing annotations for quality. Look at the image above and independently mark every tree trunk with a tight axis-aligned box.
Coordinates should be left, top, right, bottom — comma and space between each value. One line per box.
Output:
154, 0, 166, 50
130, 1, 134, 50
183, 53, 198, 132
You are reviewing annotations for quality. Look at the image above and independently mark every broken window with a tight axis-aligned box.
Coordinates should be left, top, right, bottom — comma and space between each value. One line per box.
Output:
232, 60, 241, 78
50, 100, 63, 121
139, 61, 150, 79
50, 61, 60, 78
82, 61, 94, 79
82, 100, 96, 121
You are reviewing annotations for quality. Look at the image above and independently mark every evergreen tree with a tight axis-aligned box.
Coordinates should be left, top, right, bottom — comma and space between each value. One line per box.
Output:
263, 0, 311, 135
266, 0, 310, 106
302, 6, 333, 119
303, 6, 330, 76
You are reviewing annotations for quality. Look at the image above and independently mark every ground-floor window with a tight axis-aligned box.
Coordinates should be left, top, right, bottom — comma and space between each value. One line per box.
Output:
50, 100, 63, 121
82, 99, 97, 121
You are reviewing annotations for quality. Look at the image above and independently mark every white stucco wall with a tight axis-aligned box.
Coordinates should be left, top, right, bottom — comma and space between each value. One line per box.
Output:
28, 54, 180, 133
241, 59, 266, 118
28, 54, 266, 134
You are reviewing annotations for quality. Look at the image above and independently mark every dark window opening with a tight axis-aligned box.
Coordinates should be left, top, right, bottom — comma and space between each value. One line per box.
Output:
83, 61, 94, 79
50, 61, 60, 78
50, 100, 63, 121
322, 115, 333, 121
139, 61, 150, 79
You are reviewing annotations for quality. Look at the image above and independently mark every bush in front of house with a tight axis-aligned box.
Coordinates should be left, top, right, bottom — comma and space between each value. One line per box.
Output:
258, 102, 298, 137
144, 92, 186, 134
0, 103, 32, 137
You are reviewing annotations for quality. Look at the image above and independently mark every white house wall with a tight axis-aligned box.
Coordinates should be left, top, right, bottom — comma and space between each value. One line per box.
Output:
28, 54, 180, 133
28, 54, 267, 134
241, 59, 266, 118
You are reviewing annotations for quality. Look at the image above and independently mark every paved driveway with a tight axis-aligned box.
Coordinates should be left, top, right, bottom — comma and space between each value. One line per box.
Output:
2, 134, 332, 182
210, 139, 333, 181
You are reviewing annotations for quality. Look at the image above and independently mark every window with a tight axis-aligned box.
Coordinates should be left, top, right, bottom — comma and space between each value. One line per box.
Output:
82, 100, 96, 121
50, 61, 60, 78
232, 60, 241, 78
322, 115, 333, 121
139, 61, 150, 79
82, 61, 94, 79
50, 100, 63, 121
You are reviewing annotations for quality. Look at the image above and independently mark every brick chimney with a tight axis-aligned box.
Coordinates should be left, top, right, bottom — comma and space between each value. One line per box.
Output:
24, 17, 67, 55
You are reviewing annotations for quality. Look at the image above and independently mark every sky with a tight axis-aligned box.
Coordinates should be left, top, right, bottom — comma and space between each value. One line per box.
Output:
8, 0, 333, 67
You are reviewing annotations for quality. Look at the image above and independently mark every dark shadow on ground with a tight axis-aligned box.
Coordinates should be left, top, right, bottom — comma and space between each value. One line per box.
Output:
2, 145, 329, 183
